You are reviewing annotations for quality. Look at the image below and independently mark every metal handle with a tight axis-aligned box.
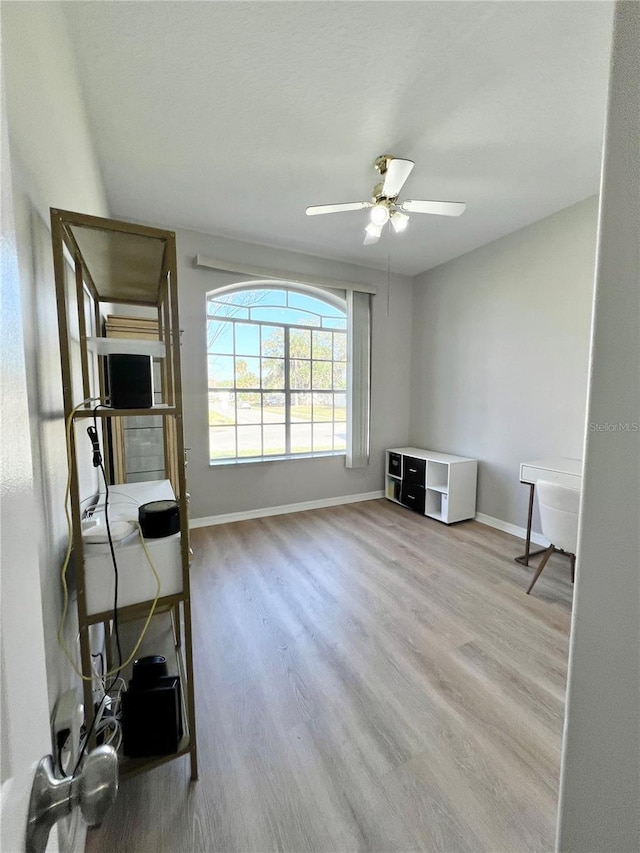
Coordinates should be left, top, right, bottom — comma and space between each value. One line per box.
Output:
26, 746, 118, 853
409, 468, 417, 474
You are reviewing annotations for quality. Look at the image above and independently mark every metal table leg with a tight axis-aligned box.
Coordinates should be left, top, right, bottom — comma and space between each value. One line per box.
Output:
515, 482, 546, 566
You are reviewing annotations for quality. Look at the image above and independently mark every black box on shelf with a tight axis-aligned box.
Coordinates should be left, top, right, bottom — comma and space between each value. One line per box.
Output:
107, 353, 153, 409
122, 675, 183, 757
388, 451, 402, 477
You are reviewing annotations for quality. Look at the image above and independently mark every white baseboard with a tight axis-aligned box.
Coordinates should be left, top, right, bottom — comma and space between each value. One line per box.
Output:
189, 490, 385, 528
475, 512, 549, 547
190, 498, 549, 547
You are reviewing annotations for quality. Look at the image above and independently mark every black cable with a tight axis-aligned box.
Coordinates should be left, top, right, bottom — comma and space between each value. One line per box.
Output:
99, 466, 124, 674
73, 408, 123, 777
91, 407, 123, 673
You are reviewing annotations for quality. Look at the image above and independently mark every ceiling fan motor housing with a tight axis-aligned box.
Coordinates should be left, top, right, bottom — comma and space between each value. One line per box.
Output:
372, 182, 390, 203
374, 154, 393, 175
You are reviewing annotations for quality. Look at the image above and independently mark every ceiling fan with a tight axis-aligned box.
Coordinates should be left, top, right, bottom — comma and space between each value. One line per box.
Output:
306, 154, 466, 245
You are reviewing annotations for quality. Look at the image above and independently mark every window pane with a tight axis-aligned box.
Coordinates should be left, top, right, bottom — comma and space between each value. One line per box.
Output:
333, 423, 347, 450
261, 326, 284, 358
209, 390, 236, 426
290, 328, 310, 359
208, 355, 234, 388
333, 332, 346, 361
209, 425, 236, 460
333, 363, 346, 390
313, 423, 333, 453
291, 423, 312, 453
323, 318, 347, 330
237, 425, 261, 458
253, 289, 286, 307
235, 323, 260, 357
250, 306, 320, 326
208, 300, 249, 319
237, 392, 260, 423
290, 359, 310, 389
312, 361, 332, 390
334, 394, 346, 422
261, 358, 284, 389
263, 393, 285, 423
313, 393, 333, 422
263, 424, 285, 456
312, 330, 333, 359
291, 392, 311, 422
288, 292, 344, 318
208, 320, 233, 354
211, 290, 270, 311
235, 356, 260, 388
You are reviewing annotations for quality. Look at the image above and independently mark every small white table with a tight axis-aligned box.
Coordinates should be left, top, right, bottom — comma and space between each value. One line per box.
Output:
516, 457, 583, 565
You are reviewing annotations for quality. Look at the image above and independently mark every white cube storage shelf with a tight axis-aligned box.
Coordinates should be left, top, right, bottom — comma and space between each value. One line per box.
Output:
385, 447, 477, 524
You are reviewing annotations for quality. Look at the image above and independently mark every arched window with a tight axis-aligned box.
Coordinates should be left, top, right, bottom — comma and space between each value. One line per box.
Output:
206, 283, 349, 462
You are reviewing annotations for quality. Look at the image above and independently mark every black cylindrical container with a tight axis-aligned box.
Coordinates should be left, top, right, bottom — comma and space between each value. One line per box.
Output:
131, 655, 168, 689
138, 499, 180, 538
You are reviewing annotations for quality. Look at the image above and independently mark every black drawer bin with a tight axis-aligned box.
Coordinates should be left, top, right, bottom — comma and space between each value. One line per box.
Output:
401, 483, 426, 515
403, 456, 426, 486
388, 452, 402, 477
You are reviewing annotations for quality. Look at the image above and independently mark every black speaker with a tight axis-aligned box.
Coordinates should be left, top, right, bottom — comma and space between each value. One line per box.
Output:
138, 500, 180, 539
107, 354, 153, 409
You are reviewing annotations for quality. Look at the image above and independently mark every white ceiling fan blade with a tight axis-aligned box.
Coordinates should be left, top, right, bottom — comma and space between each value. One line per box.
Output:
306, 201, 371, 216
401, 199, 466, 217
381, 158, 415, 198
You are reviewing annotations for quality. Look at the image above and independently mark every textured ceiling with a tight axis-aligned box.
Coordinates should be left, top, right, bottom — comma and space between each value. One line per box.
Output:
62, 1, 613, 277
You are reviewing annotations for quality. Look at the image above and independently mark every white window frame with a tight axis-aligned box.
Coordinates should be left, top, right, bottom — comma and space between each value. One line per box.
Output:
205, 281, 371, 467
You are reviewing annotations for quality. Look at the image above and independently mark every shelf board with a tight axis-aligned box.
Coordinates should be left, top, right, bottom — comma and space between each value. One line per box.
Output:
85, 593, 186, 627
426, 511, 444, 521
86, 337, 166, 358
65, 217, 169, 304
73, 405, 177, 418
119, 736, 190, 779
387, 474, 401, 481
427, 484, 448, 494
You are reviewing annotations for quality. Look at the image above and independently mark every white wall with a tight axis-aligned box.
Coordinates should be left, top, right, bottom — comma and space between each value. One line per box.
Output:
175, 228, 413, 520
1, 2, 107, 224
557, 3, 640, 850
0, 91, 52, 796
409, 197, 598, 533
2, 2, 108, 722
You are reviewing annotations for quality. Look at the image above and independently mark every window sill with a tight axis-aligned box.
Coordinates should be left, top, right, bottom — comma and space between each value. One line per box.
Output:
209, 451, 346, 468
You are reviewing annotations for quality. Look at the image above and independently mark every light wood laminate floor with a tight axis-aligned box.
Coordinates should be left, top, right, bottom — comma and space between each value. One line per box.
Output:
87, 499, 573, 853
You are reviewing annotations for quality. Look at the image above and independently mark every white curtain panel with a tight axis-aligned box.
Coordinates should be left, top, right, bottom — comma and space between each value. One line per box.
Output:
346, 290, 371, 468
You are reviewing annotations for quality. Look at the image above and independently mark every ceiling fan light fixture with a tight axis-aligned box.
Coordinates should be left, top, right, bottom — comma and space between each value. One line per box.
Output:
305, 154, 467, 241
390, 211, 409, 233
365, 221, 383, 239
370, 203, 390, 226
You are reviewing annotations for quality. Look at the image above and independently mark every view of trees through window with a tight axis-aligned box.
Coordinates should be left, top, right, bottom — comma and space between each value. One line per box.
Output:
207, 287, 347, 461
